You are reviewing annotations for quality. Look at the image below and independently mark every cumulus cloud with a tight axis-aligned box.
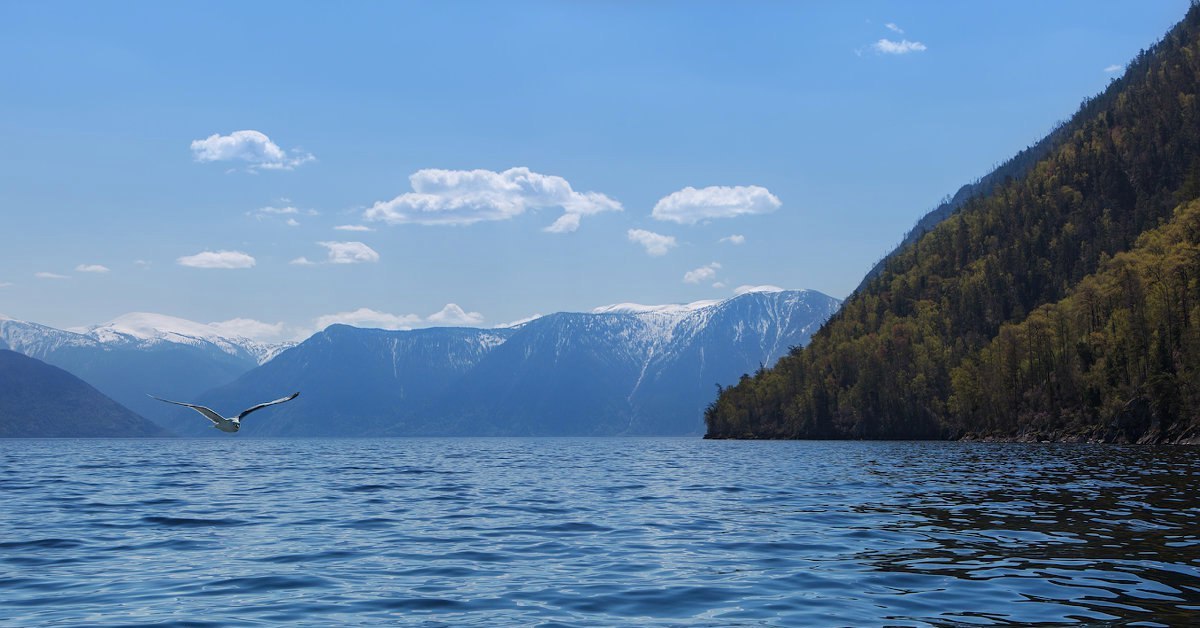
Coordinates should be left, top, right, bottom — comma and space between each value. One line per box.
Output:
427, 303, 484, 326
627, 229, 678, 256
734, 284, 785, 295
1104, 64, 1124, 73
34, 272, 70, 280
310, 303, 485, 334
720, 234, 746, 245
364, 167, 622, 232
313, 307, 423, 332
290, 257, 316, 266
652, 185, 781, 224
317, 241, 380, 264
285, 218, 300, 227
885, 22, 904, 34
334, 224, 374, 232
871, 38, 927, 54
190, 130, 314, 171
75, 264, 110, 273
176, 250, 256, 269
683, 262, 722, 284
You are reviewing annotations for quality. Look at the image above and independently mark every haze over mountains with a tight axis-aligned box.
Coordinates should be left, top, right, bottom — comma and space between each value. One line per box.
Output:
0, 350, 163, 437
3, 289, 838, 437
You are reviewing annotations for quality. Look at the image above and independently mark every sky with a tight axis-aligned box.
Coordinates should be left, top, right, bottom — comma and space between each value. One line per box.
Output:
0, 1, 1191, 341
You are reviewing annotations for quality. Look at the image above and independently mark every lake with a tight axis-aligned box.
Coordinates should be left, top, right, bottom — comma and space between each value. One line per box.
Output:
1, 438, 1198, 626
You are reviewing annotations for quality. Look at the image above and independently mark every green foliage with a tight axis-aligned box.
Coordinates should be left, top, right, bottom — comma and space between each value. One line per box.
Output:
706, 6, 1200, 442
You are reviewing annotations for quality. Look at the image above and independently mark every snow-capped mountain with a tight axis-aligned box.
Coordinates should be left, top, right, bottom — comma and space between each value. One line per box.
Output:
185, 289, 841, 436
0, 313, 296, 429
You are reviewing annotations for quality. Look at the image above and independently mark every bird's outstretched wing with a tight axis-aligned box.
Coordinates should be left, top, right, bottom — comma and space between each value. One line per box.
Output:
236, 392, 300, 420
147, 395, 225, 425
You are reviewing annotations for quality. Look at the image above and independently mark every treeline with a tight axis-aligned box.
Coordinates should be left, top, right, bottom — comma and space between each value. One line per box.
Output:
706, 5, 1200, 442
950, 199, 1200, 442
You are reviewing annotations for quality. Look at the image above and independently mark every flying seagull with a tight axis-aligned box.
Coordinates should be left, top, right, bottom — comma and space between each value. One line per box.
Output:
148, 392, 299, 433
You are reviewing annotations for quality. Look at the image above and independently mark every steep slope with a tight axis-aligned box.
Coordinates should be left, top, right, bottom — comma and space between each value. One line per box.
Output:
705, 6, 1200, 442
0, 350, 165, 437
185, 289, 839, 436
0, 314, 292, 426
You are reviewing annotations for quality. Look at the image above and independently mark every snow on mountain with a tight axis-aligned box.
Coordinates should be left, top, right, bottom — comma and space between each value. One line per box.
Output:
84, 313, 294, 364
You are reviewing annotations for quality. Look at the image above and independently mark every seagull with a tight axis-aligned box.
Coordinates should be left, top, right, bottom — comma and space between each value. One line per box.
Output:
147, 392, 299, 433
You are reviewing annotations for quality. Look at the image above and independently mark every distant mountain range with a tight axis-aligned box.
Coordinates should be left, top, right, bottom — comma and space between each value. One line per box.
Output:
0, 312, 293, 427
0, 349, 163, 437
169, 289, 840, 436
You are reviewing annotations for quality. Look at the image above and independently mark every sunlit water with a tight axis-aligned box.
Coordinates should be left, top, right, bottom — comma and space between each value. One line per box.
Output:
2, 439, 1199, 626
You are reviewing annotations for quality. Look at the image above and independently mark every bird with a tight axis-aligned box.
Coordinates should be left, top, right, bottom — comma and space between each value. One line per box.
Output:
147, 392, 299, 433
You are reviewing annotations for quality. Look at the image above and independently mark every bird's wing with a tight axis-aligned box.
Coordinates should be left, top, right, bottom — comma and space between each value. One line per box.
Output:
236, 392, 300, 420
147, 395, 225, 425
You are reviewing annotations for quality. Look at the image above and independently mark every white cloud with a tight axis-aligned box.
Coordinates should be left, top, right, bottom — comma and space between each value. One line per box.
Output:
290, 257, 316, 266
176, 250, 256, 269
720, 234, 746, 245
317, 241, 380, 264
257, 205, 300, 215
285, 218, 300, 227
885, 22, 904, 34
652, 185, 781, 224
313, 307, 423, 332
712, 281, 726, 289
683, 262, 722, 284
496, 313, 543, 328
627, 229, 677, 256
35, 272, 70, 280
364, 167, 622, 232
334, 224, 374, 232
1104, 64, 1124, 73
190, 130, 314, 171
427, 303, 484, 326
871, 38, 927, 54
75, 264, 110, 273
134, 260, 151, 268
0, 282, 13, 288
734, 284, 785, 295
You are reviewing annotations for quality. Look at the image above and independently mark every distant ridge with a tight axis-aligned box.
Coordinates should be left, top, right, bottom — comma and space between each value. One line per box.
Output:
166, 289, 840, 437
0, 349, 164, 437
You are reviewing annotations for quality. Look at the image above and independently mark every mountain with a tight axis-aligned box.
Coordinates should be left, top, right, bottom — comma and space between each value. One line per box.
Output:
0, 349, 164, 437
0, 313, 294, 426
174, 289, 839, 436
705, 6, 1200, 443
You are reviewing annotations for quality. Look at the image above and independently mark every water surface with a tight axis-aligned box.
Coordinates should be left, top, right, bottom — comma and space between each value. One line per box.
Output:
2, 439, 1198, 625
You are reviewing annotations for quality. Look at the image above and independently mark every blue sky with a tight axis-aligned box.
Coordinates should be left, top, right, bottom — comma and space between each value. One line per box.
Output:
0, 1, 1190, 340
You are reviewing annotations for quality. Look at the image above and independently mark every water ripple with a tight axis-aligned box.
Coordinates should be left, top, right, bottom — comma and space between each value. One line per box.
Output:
1, 438, 1199, 625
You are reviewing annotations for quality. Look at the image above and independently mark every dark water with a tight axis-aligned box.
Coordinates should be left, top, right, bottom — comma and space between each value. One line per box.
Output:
1, 439, 1199, 626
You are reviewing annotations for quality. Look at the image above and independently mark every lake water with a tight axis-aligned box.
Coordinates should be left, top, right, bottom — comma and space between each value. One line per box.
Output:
1, 439, 1198, 626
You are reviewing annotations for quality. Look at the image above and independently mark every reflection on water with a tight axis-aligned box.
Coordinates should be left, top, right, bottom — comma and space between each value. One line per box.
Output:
1, 438, 1198, 625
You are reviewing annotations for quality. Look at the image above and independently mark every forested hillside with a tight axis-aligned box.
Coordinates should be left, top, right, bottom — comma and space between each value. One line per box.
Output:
706, 5, 1200, 442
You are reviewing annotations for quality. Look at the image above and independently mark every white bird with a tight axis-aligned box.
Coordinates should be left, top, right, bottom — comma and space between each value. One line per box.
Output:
148, 392, 299, 433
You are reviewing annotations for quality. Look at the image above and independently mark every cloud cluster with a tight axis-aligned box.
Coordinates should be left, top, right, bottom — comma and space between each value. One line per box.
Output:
652, 185, 781, 224
872, 39, 927, 54
312, 303, 484, 333
190, 130, 314, 171
734, 284, 785, 295
627, 229, 677, 256
75, 264, 110, 273
364, 167, 622, 232
292, 242, 380, 266
720, 234, 746, 245
177, 250, 256, 269
683, 262, 721, 284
